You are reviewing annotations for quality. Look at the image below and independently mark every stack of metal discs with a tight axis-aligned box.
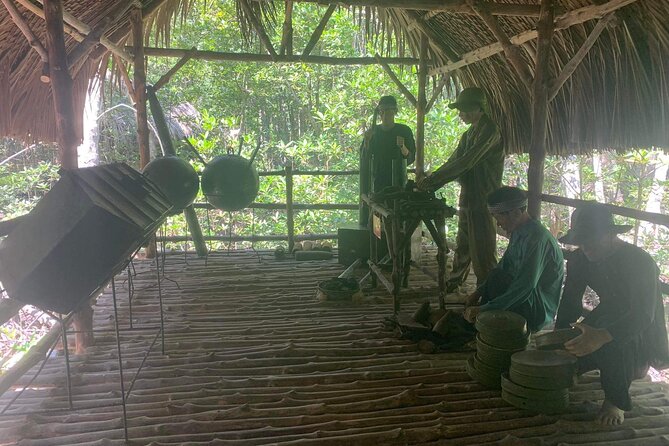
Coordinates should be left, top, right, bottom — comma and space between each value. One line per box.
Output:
466, 311, 529, 389
502, 350, 577, 413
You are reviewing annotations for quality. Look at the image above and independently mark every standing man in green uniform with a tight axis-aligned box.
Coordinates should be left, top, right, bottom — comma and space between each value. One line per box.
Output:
463, 187, 564, 332
364, 95, 416, 193
417, 87, 504, 292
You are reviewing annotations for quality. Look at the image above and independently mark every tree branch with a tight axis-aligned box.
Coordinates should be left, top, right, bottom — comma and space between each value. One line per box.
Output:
302, 4, 337, 57
375, 54, 417, 107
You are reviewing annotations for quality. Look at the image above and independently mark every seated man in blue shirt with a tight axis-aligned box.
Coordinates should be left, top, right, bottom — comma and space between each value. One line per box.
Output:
463, 186, 564, 332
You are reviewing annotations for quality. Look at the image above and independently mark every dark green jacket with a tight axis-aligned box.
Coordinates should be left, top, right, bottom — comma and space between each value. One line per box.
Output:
430, 114, 504, 209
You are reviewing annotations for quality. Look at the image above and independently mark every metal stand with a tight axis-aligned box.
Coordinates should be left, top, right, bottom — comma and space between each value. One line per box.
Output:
0, 247, 167, 445
362, 193, 453, 312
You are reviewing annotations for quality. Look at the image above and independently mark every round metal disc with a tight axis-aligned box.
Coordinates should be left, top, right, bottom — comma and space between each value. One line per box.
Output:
509, 367, 575, 390
501, 373, 568, 400
511, 350, 577, 377
534, 328, 580, 350
478, 330, 529, 350
466, 355, 501, 389
502, 387, 569, 414
475, 310, 528, 338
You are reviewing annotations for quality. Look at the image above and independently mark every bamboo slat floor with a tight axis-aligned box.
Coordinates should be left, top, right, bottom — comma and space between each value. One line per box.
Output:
1, 250, 668, 445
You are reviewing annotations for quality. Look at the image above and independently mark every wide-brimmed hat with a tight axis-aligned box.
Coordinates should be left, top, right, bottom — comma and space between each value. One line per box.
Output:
559, 202, 633, 245
448, 87, 487, 113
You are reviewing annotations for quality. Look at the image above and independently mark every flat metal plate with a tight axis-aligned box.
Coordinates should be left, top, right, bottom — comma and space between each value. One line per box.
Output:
502, 387, 569, 414
475, 310, 527, 338
534, 328, 580, 350
511, 350, 577, 377
466, 355, 501, 389
501, 373, 569, 400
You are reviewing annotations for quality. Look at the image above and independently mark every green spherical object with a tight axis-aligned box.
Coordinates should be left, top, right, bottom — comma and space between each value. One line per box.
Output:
201, 155, 259, 211
142, 156, 199, 213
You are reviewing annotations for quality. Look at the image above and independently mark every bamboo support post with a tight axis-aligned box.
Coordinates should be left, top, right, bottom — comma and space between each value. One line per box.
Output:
285, 165, 295, 252
184, 205, 208, 258
131, 7, 156, 258
527, 0, 555, 218
279, 0, 293, 55
302, 4, 336, 57
374, 54, 417, 108
415, 35, 428, 178
132, 8, 150, 169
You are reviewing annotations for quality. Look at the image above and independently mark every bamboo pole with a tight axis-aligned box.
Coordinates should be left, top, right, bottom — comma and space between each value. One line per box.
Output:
135, 47, 419, 66
285, 164, 295, 252
374, 54, 417, 108
430, 0, 640, 76
159, 233, 337, 243
302, 4, 337, 57
132, 8, 150, 170
15, 0, 132, 62
549, 13, 614, 102
541, 194, 669, 228
44, 0, 77, 169
471, 0, 533, 90
0, 0, 48, 63
153, 48, 196, 91
279, 0, 293, 55
287, 0, 544, 16
0, 315, 69, 397
527, 0, 555, 218
415, 35, 428, 178
131, 7, 158, 259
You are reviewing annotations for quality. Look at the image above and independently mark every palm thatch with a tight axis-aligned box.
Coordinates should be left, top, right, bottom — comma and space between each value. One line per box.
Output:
1, 0, 668, 154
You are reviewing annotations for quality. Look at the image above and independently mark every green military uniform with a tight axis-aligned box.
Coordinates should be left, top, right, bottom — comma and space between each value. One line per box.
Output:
478, 218, 564, 332
428, 113, 504, 287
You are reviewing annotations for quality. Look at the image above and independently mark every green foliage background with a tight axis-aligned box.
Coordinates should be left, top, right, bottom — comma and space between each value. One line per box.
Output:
0, 0, 667, 277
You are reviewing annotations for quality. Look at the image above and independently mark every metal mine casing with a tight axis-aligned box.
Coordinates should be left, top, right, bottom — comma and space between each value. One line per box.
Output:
201, 154, 259, 211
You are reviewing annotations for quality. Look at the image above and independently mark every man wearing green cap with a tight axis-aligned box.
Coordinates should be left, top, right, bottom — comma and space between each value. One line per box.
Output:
417, 87, 504, 293
556, 202, 669, 425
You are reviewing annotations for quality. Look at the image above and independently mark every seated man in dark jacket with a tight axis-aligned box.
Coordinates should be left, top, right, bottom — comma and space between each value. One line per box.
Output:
556, 202, 669, 425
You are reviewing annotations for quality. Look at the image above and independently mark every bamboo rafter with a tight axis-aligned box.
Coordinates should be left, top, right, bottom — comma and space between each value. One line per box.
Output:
14, 0, 132, 61
302, 4, 336, 57
1, 0, 48, 62
285, 0, 545, 17
430, 0, 640, 76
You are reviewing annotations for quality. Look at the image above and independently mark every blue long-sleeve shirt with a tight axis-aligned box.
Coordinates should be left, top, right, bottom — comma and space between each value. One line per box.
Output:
479, 219, 564, 331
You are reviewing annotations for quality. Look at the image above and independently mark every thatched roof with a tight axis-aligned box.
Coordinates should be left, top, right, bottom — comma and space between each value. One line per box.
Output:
1, 0, 668, 154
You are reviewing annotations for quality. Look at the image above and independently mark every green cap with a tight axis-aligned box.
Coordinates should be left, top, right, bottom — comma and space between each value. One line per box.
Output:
448, 87, 487, 113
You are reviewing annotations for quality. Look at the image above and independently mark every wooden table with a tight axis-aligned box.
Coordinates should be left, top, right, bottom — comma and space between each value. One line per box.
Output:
361, 192, 456, 313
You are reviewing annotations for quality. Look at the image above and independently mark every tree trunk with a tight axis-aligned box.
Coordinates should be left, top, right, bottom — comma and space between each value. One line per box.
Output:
592, 152, 605, 202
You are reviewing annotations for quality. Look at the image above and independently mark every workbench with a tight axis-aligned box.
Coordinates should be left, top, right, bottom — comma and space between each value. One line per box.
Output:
361, 190, 456, 312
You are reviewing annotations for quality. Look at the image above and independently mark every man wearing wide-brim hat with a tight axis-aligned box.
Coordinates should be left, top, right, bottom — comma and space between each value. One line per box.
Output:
556, 202, 669, 425
417, 87, 504, 294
